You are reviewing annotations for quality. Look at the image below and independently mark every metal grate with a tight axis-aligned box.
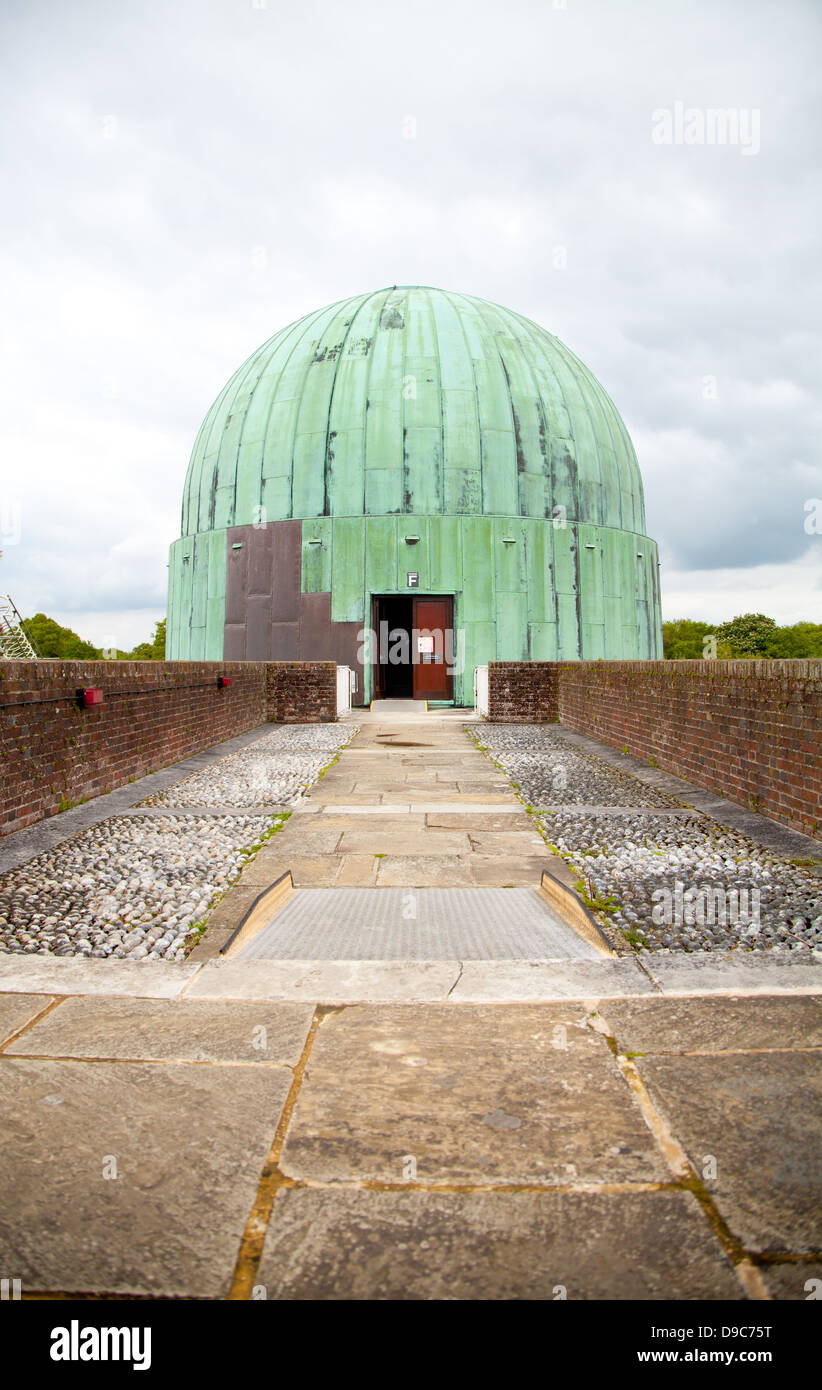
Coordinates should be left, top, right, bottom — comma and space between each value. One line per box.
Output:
238, 886, 598, 961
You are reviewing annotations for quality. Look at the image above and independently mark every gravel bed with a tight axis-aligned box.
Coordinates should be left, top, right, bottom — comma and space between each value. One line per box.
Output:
471, 723, 822, 954
492, 750, 681, 808
141, 722, 357, 808
467, 723, 568, 751
264, 723, 358, 750
467, 726, 680, 808
0, 814, 280, 960
537, 810, 822, 954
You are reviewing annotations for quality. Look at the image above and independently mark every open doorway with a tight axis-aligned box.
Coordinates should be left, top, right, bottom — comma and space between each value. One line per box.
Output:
373, 595, 414, 698
371, 594, 454, 702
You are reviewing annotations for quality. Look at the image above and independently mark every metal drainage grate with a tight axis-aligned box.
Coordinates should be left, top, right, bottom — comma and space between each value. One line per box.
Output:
237, 887, 598, 961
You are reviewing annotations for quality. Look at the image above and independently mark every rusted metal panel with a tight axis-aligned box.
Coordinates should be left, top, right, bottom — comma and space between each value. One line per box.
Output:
224, 529, 250, 626
269, 622, 299, 659
246, 594, 273, 658
223, 624, 246, 660
299, 591, 333, 661
270, 520, 301, 623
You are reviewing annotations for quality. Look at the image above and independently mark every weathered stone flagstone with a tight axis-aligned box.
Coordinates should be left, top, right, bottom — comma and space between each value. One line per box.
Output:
6, 997, 314, 1065
636, 1051, 822, 1252
0, 1058, 291, 1297
598, 994, 822, 1055
760, 1262, 822, 1300
0, 993, 54, 1045
280, 1003, 668, 1185
256, 1188, 741, 1300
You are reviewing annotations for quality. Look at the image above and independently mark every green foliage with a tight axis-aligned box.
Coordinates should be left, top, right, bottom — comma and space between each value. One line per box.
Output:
23, 615, 167, 661
24, 613, 101, 659
662, 619, 709, 659
715, 613, 777, 657
126, 619, 166, 661
762, 621, 822, 659
664, 614, 822, 660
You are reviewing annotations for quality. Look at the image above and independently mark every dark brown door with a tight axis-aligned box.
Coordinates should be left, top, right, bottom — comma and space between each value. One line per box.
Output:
412, 596, 453, 701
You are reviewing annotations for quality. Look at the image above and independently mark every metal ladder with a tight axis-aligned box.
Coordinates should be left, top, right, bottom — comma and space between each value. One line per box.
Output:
0, 595, 38, 658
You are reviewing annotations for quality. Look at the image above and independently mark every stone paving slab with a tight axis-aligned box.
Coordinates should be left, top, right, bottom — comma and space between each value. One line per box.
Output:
0, 1057, 290, 1296
426, 811, 536, 830
306, 791, 392, 805
468, 855, 551, 885
463, 830, 547, 856
374, 854, 477, 886
184, 959, 460, 1002
636, 1051, 822, 1252
280, 1004, 668, 1185
293, 812, 429, 830
256, 1187, 741, 1300
6, 997, 314, 1065
0, 994, 54, 1046
642, 953, 822, 995
261, 1184, 739, 1301
337, 828, 472, 855
239, 853, 341, 887
297, 803, 528, 815
335, 855, 379, 885
598, 995, 822, 1054
0, 957, 197, 998
451, 958, 656, 1001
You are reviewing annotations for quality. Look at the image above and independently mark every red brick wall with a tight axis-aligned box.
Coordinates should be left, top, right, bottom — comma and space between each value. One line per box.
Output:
0, 660, 337, 837
487, 659, 822, 839
488, 662, 559, 722
266, 662, 337, 723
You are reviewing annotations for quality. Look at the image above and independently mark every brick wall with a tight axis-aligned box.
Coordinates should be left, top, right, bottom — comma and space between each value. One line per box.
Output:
487, 659, 822, 839
266, 662, 337, 723
0, 660, 337, 837
487, 662, 559, 722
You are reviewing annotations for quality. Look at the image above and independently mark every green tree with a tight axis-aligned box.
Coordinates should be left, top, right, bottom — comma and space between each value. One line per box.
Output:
23, 613, 102, 659
715, 613, 778, 657
124, 619, 166, 660
662, 619, 713, 659
763, 621, 822, 659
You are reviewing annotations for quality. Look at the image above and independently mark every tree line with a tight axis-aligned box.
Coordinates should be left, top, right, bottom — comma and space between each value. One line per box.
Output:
663, 614, 822, 659
22, 614, 166, 661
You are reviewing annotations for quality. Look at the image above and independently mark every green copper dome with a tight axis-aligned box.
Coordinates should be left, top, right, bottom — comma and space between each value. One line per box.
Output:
181, 286, 647, 536
168, 285, 662, 695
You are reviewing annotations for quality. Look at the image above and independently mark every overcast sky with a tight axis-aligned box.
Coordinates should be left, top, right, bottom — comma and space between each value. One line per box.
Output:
1, 0, 819, 647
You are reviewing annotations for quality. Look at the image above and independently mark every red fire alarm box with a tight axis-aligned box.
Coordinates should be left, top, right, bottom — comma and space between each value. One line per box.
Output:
79, 688, 104, 707
217, 676, 231, 689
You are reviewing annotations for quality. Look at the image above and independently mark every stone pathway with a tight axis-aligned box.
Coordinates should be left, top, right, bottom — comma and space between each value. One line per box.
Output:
0, 704, 820, 1300
193, 708, 554, 958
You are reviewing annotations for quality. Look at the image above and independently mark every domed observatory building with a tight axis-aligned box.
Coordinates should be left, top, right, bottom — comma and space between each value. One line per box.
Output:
167, 286, 662, 705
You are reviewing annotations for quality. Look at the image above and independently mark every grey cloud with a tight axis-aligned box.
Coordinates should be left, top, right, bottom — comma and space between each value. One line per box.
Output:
0, 0, 820, 641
